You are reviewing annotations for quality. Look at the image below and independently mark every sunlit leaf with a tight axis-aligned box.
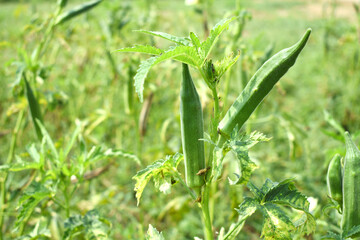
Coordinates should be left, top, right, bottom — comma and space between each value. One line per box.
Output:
146, 224, 165, 240
133, 153, 183, 205
135, 30, 191, 46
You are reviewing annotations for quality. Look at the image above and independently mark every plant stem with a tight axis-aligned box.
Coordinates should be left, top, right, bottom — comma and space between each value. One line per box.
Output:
0, 109, 25, 239
174, 171, 197, 201
201, 184, 213, 240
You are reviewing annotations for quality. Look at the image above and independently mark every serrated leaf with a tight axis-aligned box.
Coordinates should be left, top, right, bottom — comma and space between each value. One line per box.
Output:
214, 51, 240, 80
55, 0, 103, 25
103, 148, 141, 165
223, 198, 257, 240
259, 203, 295, 240
146, 224, 165, 240
344, 225, 360, 238
264, 179, 310, 212
135, 30, 191, 46
24, 78, 43, 140
247, 181, 264, 200
14, 182, 53, 232
63, 210, 111, 240
133, 153, 183, 205
190, 32, 201, 55
114, 45, 164, 55
227, 138, 257, 185
245, 179, 315, 238
321, 231, 342, 240
200, 16, 238, 64
134, 46, 201, 102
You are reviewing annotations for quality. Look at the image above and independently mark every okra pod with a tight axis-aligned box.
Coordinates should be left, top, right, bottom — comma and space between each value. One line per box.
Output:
180, 64, 206, 189
341, 132, 360, 237
326, 153, 343, 206
218, 29, 311, 138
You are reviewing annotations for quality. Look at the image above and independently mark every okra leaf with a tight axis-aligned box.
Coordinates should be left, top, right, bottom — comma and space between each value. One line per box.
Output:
14, 182, 54, 232
243, 179, 315, 238
24, 78, 43, 140
133, 153, 183, 205
223, 198, 257, 239
189, 32, 201, 55
200, 16, 238, 64
214, 51, 241, 81
146, 224, 165, 240
63, 210, 111, 240
55, 0, 103, 26
343, 225, 360, 239
264, 179, 310, 211
260, 179, 316, 235
321, 231, 342, 240
226, 130, 269, 185
259, 203, 295, 240
114, 45, 164, 55
135, 30, 191, 46
134, 46, 201, 102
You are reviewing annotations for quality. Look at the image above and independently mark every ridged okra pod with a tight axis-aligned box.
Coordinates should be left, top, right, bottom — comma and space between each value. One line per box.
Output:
326, 153, 343, 206
342, 132, 360, 237
180, 64, 206, 189
218, 29, 311, 138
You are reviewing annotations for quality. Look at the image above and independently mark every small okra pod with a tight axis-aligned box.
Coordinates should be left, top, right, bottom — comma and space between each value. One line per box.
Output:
218, 29, 311, 139
341, 132, 360, 237
180, 64, 206, 189
326, 153, 343, 207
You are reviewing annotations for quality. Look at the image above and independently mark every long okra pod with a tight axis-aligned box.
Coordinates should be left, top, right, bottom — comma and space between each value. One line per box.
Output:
218, 29, 311, 139
180, 64, 206, 189
326, 153, 343, 207
342, 132, 360, 237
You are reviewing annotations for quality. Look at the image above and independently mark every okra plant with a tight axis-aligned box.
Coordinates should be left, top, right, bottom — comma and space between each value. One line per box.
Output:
117, 16, 315, 239
324, 132, 360, 240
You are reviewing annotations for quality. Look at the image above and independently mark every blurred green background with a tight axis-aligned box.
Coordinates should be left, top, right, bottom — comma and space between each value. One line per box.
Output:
1, 0, 360, 239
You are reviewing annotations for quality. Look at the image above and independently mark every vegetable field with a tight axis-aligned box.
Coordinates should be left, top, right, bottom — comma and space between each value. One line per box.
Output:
1, 0, 360, 239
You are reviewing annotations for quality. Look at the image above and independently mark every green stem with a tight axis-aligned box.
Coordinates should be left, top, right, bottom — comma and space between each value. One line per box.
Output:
0, 109, 25, 239
201, 184, 213, 240
173, 171, 197, 201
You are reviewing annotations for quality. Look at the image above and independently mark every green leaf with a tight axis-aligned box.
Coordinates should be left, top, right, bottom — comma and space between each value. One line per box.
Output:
344, 225, 360, 238
264, 179, 310, 211
114, 45, 164, 55
63, 210, 111, 240
9, 160, 41, 172
146, 224, 166, 240
239, 179, 316, 239
133, 153, 183, 205
259, 203, 295, 240
36, 120, 59, 161
214, 51, 240, 81
14, 182, 53, 232
24, 78, 43, 140
222, 198, 257, 240
135, 30, 191, 46
321, 231, 342, 240
134, 46, 201, 102
200, 16, 238, 64
189, 32, 201, 54
55, 0, 103, 26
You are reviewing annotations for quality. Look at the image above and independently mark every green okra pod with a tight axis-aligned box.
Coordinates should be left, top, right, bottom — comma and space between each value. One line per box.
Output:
326, 153, 343, 207
342, 132, 360, 237
180, 64, 206, 189
218, 29, 311, 139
